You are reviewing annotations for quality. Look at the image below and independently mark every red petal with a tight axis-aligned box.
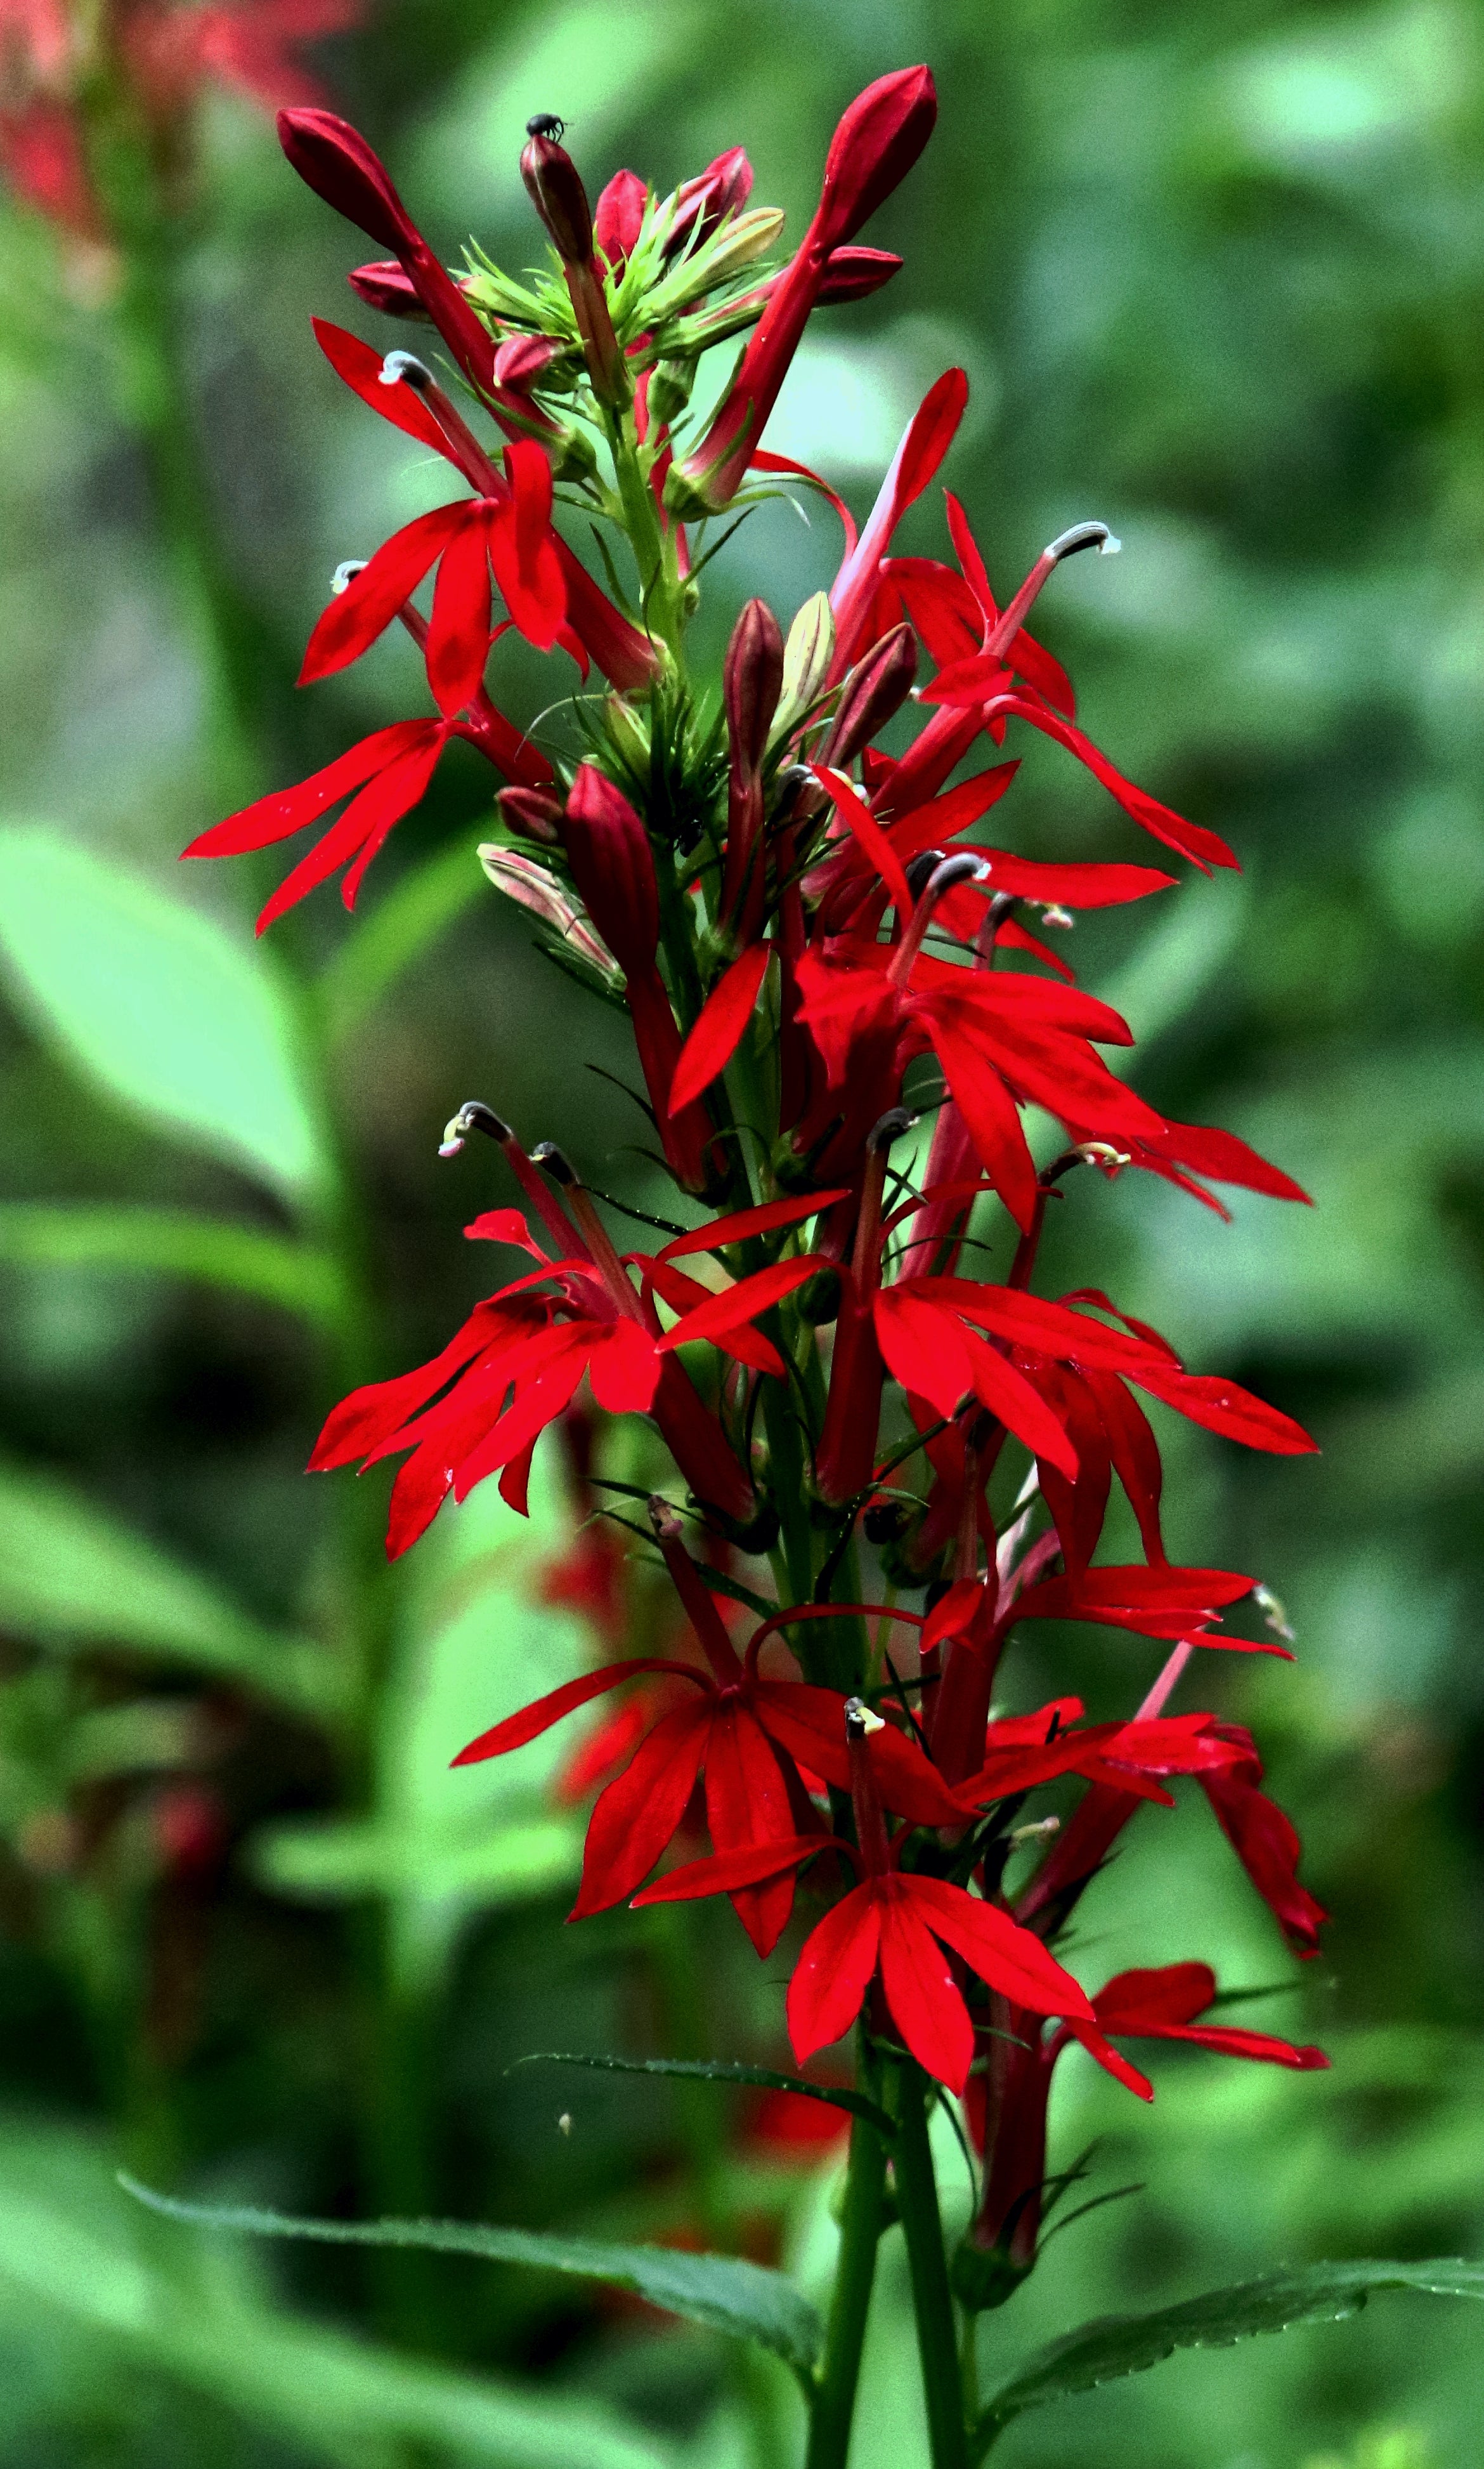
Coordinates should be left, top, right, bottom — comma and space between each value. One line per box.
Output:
585, 1318, 661, 1415
184, 723, 426, 859
656, 1254, 823, 1352
299, 504, 466, 684
255, 728, 446, 928
311, 316, 453, 456
426, 505, 493, 715
787, 1881, 882, 2065
658, 1187, 851, 1261
704, 1705, 802, 1956
1093, 1961, 1215, 2029
1135, 1368, 1317, 1455
669, 943, 773, 1111
877, 1885, 975, 2093
489, 439, 566, 651
571, 1699, 715, 1915
967, 1344, 1080, 1483
904, 1873, 1095, 2019
452, 1658, 706, 1766
632, 1835, 831, 1903
810, 764, 913, 919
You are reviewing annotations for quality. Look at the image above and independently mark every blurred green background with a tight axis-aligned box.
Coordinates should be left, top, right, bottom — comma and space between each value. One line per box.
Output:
1, 0, 1483, 2462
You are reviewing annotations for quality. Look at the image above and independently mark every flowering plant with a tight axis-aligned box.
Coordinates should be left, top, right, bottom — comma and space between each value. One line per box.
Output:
156, 63, 1484, 2469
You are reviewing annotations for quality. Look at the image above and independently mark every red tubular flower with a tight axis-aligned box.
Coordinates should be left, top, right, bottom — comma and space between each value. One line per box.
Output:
306, 318, 660, 692
970, 1962, 1327, 2277
183, 717, 516, 931
309, 1186, 817, 1549
561, 766, 717, 1193
828, 368, 970, 674
639, 1700, 1094, 2093
277, 108, 532, 419
666, 146, 754, 255
667, 68, 937, 514
456, 1528, 963, 1955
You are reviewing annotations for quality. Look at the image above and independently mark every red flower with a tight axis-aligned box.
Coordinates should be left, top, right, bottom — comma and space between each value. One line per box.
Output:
1067, 1961, 1331, 2099
311, 1195, 819, 1555
456, 1520, 963, 1956
635, 1698, 1093, 2093
667, 69, 937, 514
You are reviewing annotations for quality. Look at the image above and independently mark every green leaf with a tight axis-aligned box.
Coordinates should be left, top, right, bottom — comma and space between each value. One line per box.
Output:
512, 2050, 895, 2138
0, 825, 324, 1200
976, 2259, 1484, 2449
0, 1458, 345, 1727
0, 2114, 667, 2468
119, 2177, 824, 2376
319, 838, 485, 1044
0, 1203, 344, 1330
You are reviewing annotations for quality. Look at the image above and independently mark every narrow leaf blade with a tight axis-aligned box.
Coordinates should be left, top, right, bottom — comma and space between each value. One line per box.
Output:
511, 2050, 894, 2137
979, 2260, 1484, 2440
119, 2180, 824, 2374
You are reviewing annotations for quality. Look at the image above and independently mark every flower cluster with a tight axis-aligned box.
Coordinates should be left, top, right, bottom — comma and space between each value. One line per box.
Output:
199, 70, 1330, 2303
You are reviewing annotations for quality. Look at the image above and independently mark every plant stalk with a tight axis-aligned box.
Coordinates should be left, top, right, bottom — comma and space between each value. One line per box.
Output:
804, 2052, 888, 2469
893, 2059, 970, 2469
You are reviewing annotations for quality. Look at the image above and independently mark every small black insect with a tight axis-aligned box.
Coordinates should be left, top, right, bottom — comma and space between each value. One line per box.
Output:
525, 112, 566, 141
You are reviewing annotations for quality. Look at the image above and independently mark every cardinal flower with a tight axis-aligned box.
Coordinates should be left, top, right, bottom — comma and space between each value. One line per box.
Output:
311, 1184, 823, 1554
635, 1697, 1094, 2093
184, 712, 545, 932
455, 1514, 964, 1955
969, 1960, 1327, 2278
667, 68, 937, 514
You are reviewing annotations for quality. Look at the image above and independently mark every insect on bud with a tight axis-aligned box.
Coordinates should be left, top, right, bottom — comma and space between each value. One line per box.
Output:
521, 129, 594, 264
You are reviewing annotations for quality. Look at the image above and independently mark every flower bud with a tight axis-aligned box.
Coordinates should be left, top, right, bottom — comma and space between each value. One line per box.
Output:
495, 785, 565, 842
772, 591, 835, 740
494, 332, 564, 388
560, 765, 658, 976
817, 65, 937, 247
725, 599, 785, 786
594, 167, 648, 272
667, 146, 754, 256
821, 623, 918, 769
478, 846, 619, 978
521, 130, 594, 263
603, 694, 652, 779
817, 244, 903, 305
348, 258, 427, 318
646, 359, 695, 426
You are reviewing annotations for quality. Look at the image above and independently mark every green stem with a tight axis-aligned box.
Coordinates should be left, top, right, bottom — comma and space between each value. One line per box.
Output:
805, 2053, 888, 2469
893, 2061, 970, 2469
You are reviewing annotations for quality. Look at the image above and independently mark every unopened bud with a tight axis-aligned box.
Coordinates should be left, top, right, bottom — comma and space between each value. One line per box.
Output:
646, 358, 695, 426
667, 146, 754, 256
521, 131, 594, 263
348, 259, 427, 318
822, 624, 917, 770
494, 332, 563, 388
725, 600, 784, 784
817, 245, 903, 304
772, 592, 835, 741
603, 694, 651, 778
496, 785, 565, 843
